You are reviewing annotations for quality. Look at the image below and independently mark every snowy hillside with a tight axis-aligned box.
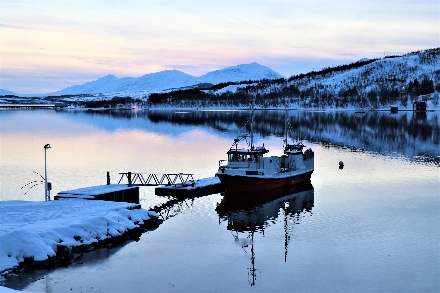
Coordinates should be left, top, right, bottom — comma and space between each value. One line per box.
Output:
56, 74, 120, 95
50, 62, 283, 96
197, 62, 283, 84
277, 48, 440, 109
140, 48, 439, 110
0, 89, 16, 96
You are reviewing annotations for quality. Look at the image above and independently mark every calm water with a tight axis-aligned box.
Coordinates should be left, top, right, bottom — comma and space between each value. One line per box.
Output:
1, 109, 439, 292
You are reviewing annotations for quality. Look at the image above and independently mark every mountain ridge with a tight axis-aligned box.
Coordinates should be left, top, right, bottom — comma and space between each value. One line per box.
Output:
145, 48, 440, 110
50, 62, 284, 96
0, 89, 17, 96
1, 48, 438, 111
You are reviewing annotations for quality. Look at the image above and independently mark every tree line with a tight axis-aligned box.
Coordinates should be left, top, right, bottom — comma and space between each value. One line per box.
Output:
146, 76, 438, 109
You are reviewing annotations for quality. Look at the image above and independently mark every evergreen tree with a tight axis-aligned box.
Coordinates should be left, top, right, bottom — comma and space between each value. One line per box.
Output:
420, 77, 434, 95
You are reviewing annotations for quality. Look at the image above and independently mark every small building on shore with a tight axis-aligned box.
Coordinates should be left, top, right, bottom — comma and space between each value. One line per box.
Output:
413, 101, 427, 112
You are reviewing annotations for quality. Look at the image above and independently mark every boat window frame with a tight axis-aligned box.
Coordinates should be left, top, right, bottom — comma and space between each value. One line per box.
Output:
227, 149, 265, 162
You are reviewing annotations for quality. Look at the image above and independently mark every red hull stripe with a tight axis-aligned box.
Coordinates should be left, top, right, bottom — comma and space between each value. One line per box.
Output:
217, 171, 313, 193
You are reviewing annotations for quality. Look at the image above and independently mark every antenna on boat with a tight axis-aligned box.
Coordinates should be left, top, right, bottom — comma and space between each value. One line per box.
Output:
283, 101, 305, 151
284, 106, 288, 149
250, 98, 255, 150
229, 98, 256, 150
283, 100, 290, 150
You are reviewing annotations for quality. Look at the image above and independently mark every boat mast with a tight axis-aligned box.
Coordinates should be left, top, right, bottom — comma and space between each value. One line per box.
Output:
250, 98, 255, 150
284, 106, 288, 148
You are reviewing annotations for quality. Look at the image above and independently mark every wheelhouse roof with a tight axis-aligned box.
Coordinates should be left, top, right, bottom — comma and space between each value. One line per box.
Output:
227, 148, 269, 155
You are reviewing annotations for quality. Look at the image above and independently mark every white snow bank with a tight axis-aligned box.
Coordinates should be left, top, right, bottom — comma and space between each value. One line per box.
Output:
211, 83, 257, 94
0, 200, 156, 274
56, 184, 138, 199
60, 184, 137, 195
0, 286, 30, 293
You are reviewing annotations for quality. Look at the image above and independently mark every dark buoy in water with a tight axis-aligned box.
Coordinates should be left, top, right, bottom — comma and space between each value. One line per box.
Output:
339, 161, 344, 169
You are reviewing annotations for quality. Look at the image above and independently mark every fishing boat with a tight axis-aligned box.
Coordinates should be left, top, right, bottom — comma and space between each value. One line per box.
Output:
215, 106, 314, 193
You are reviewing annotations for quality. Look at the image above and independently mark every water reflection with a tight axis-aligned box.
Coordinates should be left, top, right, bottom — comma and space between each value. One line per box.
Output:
72, 109, 439, 162
3, 237, 131, 291
217, 181, 314, 287
1, 109, 438, 292
150, 195, 202, 221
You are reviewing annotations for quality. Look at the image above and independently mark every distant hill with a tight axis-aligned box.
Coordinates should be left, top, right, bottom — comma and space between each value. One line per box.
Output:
51, 63, 284, 96
197, 62, 283, 84
0, 89, 17, 96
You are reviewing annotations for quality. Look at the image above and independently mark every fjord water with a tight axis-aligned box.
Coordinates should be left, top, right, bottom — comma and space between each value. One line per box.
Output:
1, 109, 439, 292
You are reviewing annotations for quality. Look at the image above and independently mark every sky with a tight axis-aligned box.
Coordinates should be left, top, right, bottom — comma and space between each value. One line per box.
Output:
1, 0, 439, 94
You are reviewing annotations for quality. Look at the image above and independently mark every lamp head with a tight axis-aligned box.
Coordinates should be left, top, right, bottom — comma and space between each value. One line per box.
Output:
44, 144, 51, 149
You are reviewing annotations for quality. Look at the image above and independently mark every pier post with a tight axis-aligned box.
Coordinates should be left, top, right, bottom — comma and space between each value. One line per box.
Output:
107, 172, 110, 185
44, 144, 51, 201
128, 172, 132, 186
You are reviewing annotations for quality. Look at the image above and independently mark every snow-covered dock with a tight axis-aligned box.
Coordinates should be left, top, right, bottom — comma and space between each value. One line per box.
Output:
55, 184, 139, 204
155, 176, 223, 197
0, 200, 159, 277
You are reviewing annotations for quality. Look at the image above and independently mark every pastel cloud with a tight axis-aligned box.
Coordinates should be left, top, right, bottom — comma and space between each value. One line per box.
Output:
1, 0, 438, 94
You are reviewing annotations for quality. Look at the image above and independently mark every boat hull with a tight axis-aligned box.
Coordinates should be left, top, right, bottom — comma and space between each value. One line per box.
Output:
217, 170, 313, 193
216, 179, 313, 212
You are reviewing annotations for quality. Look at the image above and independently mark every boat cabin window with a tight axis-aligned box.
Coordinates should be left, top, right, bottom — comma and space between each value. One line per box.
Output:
229, 153, 259, 162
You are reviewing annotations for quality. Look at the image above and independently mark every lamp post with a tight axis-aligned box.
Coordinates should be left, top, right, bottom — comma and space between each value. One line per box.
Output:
44, 144, 51, 201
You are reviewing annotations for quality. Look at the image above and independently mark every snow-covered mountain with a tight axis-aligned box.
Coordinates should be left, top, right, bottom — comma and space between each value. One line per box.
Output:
197, 62, 283, 84
0, 89, 16, 95
51, 62, 283, 96
279, 48, 440, 109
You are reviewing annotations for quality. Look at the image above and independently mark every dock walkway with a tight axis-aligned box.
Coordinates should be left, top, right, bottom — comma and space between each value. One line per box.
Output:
116, 172, 224, 197
55, 184, 139, 204
155, 176, 223, 197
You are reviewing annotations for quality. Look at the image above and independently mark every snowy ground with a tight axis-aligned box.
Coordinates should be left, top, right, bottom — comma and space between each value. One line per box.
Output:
0, 200, 157, 278
56, 184, 139, 199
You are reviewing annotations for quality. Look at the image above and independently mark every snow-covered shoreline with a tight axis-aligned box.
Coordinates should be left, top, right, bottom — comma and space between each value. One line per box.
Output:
5, 101, 435, 111
0, 200, 158, 279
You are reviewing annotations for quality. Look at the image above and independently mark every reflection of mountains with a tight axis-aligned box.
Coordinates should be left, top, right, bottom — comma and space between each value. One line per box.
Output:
146, 110, 440, 161
81, 109, 439, 161
216, 182, 314, 287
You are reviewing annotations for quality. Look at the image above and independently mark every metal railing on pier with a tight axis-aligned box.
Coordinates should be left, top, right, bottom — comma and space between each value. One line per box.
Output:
117, 172, 194, 186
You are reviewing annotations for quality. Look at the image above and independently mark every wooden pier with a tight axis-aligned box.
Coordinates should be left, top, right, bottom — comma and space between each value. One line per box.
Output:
55, 184, 140, 204
115, 172, 224, 197
116, 172, 224, 197
155, 177, 224, 197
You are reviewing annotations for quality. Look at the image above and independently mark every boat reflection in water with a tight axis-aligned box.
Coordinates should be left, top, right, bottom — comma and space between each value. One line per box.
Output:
216, 180, 314, 287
